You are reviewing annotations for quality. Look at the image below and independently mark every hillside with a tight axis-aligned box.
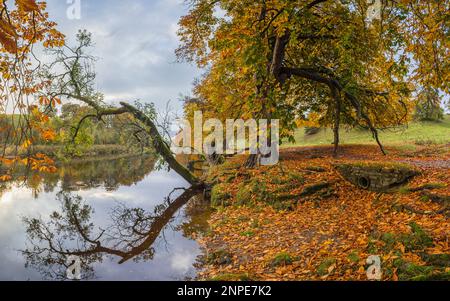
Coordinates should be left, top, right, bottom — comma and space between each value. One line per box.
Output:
283, 115, 450, 148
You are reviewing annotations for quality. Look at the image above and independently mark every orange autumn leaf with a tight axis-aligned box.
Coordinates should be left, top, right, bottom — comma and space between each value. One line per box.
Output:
41, 129, 56, 141
392, 269, 399, 281
0, 175, 12, 182
0, 32, 17, 53
16, 0, 40, 12
21, 139, 32, 149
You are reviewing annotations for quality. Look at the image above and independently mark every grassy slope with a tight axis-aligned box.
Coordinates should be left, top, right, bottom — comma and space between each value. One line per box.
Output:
283, 115, 450, 148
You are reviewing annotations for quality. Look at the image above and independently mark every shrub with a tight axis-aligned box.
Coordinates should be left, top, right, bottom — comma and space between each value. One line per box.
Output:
413, 88, 444, 122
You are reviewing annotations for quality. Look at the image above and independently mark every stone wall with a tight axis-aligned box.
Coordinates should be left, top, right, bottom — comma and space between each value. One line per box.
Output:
335, 163, 420, 192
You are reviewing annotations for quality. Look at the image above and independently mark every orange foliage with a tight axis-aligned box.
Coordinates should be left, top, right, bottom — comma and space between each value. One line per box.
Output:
198, 145, 449, 280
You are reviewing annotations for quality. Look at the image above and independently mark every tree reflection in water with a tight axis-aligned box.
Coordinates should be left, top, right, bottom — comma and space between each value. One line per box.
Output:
1, 155, 157, 199
21, 187, 206, 280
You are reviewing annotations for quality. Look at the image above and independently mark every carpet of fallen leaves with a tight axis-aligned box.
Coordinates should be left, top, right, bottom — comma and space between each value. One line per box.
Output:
196, 144, 450, 281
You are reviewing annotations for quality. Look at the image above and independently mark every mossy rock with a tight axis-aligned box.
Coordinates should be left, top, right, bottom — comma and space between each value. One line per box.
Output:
410, 271, 450, 281
234, 176, 331, 211
270, 172, 304, 188
300, 182, 331, 197
305, 166, 327, 173
211, 183, 232, 207
335, 162, 419, 192
399, 222, 434, 251
347, 251, 361, 263
270, 252, 294, 267
270, 200, 296, 211
210, 273, 254, 281
317, 258, 337, 276
270, 173, 306, 202
409, 183, 447, 192
421, 192, 450, 206
393, 259, 447, 281
420, 253, 450, 267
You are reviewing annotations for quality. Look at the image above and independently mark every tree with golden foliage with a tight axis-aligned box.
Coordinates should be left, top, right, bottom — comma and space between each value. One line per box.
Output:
177, 0, 449, 162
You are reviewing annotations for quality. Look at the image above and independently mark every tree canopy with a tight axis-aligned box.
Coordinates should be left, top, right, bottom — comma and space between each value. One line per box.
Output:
1, 0, 64, 178
0, 0, 449, 180
177, 0, 449, 154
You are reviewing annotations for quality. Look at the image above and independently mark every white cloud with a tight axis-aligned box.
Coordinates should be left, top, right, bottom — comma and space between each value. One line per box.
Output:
45, 0, 200, 113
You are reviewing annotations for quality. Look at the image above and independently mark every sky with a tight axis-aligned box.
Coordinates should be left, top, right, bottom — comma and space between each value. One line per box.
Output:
45, 0, 201, 113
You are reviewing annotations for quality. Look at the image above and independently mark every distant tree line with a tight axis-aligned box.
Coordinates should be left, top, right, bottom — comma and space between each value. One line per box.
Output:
0, 103, 151, 157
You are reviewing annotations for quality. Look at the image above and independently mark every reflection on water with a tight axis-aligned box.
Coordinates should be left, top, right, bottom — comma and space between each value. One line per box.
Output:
0, 156, 211, 281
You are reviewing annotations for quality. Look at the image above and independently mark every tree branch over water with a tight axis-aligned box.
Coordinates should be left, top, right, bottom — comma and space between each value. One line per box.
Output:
41, 31, 200, 186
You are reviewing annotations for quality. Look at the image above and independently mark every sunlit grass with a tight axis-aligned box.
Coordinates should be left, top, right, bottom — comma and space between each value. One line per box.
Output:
283, 115, 450, 148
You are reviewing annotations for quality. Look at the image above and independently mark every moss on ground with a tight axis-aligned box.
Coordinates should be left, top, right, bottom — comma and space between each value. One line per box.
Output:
393, 259, 450, 281
400, 222, 434, 251
211, 183, 232, 207
210, 273, 254, 281
347, 251, 360, 263
270, 252, 295, 267
317, 258, 337, 276
370, 222, 448, 280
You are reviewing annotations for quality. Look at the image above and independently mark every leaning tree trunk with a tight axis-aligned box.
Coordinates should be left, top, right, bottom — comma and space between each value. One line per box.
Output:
68, 96, 201, 186
120, 102, 201, 186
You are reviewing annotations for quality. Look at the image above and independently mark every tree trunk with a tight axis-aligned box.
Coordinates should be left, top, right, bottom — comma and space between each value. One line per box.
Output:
120, 102, 201, 186
245, 154, 259, 168
331, 87, 341, 156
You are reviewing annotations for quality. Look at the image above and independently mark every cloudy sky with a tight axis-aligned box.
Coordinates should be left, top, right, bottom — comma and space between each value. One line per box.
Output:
45, 0, 201, 113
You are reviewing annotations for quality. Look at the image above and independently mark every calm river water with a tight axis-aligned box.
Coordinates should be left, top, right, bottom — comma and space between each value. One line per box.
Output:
0, 156, 210, 280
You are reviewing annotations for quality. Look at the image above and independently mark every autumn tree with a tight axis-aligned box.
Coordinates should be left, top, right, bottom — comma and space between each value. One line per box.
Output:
0, 0, 64, 179
414, 88, 444, 121
177, 0, 449, 163
0, 2, 200, 186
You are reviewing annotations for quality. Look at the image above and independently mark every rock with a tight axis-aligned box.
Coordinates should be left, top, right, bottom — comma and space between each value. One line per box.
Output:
335, 162, 419, 192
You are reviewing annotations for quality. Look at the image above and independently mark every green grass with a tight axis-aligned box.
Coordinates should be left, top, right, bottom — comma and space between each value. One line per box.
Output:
283, 115, 450, 148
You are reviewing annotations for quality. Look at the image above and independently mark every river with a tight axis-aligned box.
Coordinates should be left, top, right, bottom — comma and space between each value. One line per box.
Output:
0, 156, 211, 280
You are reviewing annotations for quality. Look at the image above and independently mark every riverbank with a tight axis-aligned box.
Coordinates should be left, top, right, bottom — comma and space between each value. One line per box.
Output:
197, 144, 450, 281
3, 144, 151, 164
